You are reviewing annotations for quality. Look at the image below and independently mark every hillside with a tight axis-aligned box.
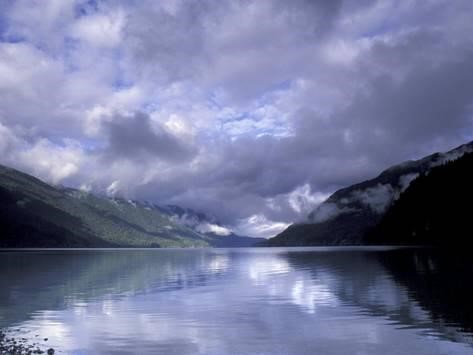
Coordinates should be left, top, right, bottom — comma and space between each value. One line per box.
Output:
0, 165, 261, 248
265, 141, 473, 246
160, 205, 265, 247
366, 152, 473, 245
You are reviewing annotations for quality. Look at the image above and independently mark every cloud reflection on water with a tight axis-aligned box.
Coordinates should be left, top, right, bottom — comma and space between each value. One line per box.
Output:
0, 248, 472, 354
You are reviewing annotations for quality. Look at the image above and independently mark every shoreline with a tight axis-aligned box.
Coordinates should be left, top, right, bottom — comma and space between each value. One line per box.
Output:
0, 329, 54, 355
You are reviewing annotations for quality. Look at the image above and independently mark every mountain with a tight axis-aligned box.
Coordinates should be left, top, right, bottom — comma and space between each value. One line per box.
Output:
160, 205, 265, 247
0, 164, 261, 248
265, 141, 473, 246
0, 164, 207, 247
366, 151, 473, 245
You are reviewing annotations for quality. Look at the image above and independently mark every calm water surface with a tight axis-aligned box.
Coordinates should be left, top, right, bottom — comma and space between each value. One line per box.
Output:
1, 247, 473, 354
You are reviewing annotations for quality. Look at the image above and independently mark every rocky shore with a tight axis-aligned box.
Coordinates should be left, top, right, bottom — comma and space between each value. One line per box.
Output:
0, 330, 54, 355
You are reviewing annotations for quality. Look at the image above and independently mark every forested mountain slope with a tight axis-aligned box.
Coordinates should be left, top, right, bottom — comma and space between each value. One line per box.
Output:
0, 164, 261, 247
366, 151, 473, 245
265, 142, 473, 246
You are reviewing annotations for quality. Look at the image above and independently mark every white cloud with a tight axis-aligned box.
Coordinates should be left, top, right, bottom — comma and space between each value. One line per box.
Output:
6, 0, 77, 51
106, 180, 121, 197
0, 123, 20, 157
308, 202, 354, 223
1, 0, 473, 238
288, 184, 329, 215
321, 39, 363, 66
352, 184, 395, 214
9, 138, 85, 185
195, 223, 232, 237
431, 144, 473, 167
234, 214, 290, 239
399, 173, 419, 192
70, 11, 125, 48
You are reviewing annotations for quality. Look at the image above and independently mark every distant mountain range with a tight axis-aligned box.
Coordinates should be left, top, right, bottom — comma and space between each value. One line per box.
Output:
265, 141, 473, 246
0, 165, 263, 248
159, 205, 264, 247
3, 141, 472, 248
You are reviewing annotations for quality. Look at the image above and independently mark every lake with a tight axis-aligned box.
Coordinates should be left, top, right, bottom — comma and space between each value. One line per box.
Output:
1, 247, 472, 354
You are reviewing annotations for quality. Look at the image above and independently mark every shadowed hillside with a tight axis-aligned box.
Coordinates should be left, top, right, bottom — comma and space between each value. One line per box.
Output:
0, 165, 261, 248
366, 152, 473, 245
265, 142, 473, 246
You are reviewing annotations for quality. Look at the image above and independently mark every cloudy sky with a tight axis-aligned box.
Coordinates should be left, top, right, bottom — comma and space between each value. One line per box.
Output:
1, 0, 473, 238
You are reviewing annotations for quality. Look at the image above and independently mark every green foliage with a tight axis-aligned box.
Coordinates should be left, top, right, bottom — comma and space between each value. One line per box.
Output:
0, 165, 210, 248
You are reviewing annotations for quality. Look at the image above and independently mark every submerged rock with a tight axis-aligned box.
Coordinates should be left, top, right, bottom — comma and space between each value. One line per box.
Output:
0, 329, 55, 355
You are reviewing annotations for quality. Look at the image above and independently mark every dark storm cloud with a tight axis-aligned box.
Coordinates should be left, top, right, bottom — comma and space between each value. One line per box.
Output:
122, 0, 351, 100
123, 0, 213, 83
2, 0, 473, 237
102, 112, 196, 162
335, 36, 473, 166
132, 22, 473, 226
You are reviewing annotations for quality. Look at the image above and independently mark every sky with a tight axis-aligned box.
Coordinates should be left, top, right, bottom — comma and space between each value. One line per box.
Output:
1, 0, 473, 238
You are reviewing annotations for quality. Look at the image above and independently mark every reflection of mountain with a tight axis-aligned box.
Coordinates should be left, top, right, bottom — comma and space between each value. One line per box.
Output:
283, 248, 473, 346
1, 249, 472, 351
0, 250, 227, 327
379, 249, 473, 334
